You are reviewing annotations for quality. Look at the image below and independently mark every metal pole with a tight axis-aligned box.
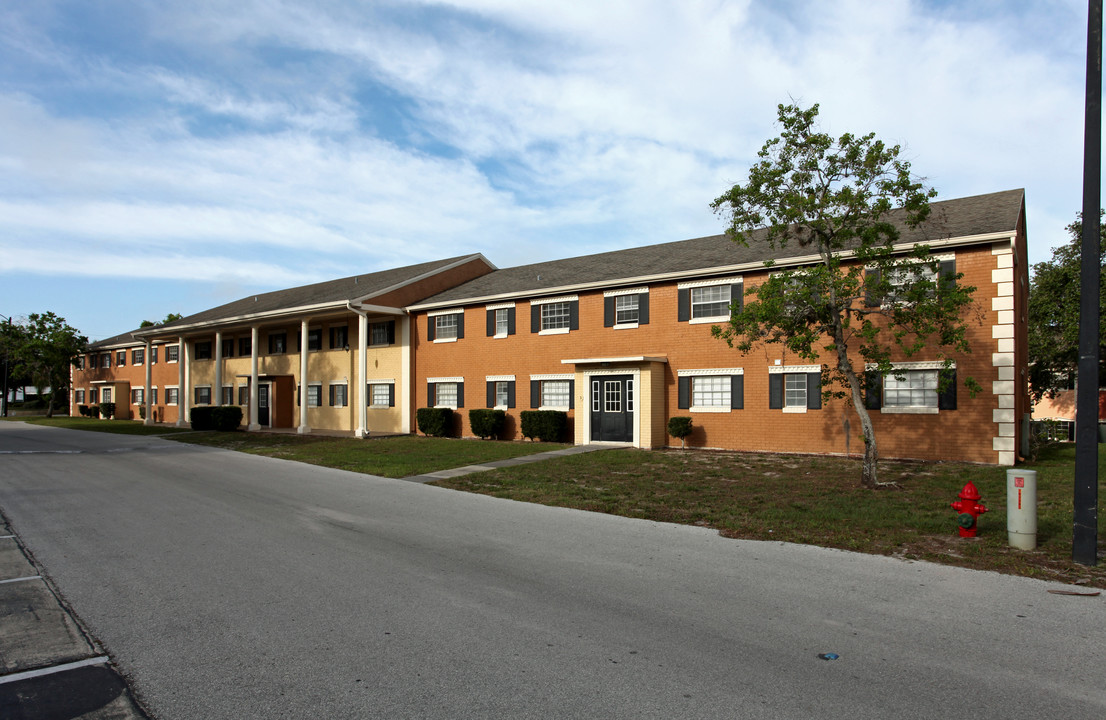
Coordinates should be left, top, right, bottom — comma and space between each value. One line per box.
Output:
1, 316, 10, 417
1073, 0, 1102, 566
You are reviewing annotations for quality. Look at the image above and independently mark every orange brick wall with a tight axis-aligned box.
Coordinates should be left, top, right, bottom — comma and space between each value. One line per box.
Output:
72, 343, 183, 423
413, 242, 1022, 464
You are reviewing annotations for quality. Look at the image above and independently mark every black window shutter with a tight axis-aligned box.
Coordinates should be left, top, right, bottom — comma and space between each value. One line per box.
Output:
427, 317, 436, 341
639, 293, 650, 325
568, 379, 575, 410
295, 333, 301, 352
938, 369, 957, 410
678, 377, 691, 409
865, 372, 883, 410
457, 382, 464, 408
569, 301, 579, 331
678, 288, 690, 321
387, 320, 396, 344
731, 375, 744, 409
531, 304, 540, 333
507, 307, 516, 335
486, 309, 495, 336
507, 381, 515, 408
388, 384, 395, 407
530, 380, 540, 408
297, 384, 301, 406
427, 382, 435, 405
486, 381, 495, 408
328, 385, 334, 406
604, 296, 615, 327
865, 269, 881, 307
807, 372, 822, 410
731, 284, 743, 313
768, 374, 783, 409
456, 313, 464, 339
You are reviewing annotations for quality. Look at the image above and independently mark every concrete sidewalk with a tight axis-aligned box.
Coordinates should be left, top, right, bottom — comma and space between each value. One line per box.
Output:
0, 516, 149, 719
404, 443, 612, 483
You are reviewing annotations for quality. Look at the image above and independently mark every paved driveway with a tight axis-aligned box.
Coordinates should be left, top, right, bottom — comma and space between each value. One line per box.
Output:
1, 421, 1104, 719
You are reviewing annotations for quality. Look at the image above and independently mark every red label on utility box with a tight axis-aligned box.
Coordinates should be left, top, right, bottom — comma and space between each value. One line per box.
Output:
1015, 477, 1025, 488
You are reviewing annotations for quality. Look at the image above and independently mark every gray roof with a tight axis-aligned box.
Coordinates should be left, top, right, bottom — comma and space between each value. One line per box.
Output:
412, 189, 1025, 308
140, 255, 484, 336
88, 329, 146, 350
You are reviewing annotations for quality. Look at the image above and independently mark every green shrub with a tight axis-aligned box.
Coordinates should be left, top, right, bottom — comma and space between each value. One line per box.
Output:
416, 407, 454, 437
77, 404, 90, 417
190, 406, 215, 431
520, 410, 566, 442
138, 404, 146, 420
469, 409, 506, 439
190, 406, 243, 431
89, 404, 101, 419
667, 416, 693, 448
98, 402, 115, 419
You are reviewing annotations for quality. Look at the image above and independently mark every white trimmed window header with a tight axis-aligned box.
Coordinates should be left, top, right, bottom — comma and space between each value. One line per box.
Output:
865, 252, 954, 270
367, 378, 396, 385
768, 364, 821, 374
677, 368, 745, 377
530, 373, 574, 381
677, 276, 742, 290
530, 295, 578, 306
485, 302, 516, 311
602, 287, 649, 298
427, 307, 464, 318
485, 375, 516, 382
427, 376, 464, 383
864, 361, 956, 371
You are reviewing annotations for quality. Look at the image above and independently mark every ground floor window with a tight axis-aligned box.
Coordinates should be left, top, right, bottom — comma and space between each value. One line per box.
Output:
436, 382, 459, 408
166, 387, 179, 405
329, 384, 348, 407
195, 387, 211, 405
75, 389, 85, 404
692, 376, 730, 408
884, 370, 938, 408
222, 386, 234, 405
784, 374, 807, 408
307, 384, 322, 408
542, 380, 571, 409
238, 385, 249, 405
370, 383, 394, 407
132, 388, 144, 405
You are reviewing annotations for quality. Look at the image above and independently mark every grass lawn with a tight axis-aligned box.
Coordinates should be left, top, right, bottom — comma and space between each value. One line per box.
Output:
432, 443, 1106, 588
3, 416, 193, 436
175, 432, 570, 479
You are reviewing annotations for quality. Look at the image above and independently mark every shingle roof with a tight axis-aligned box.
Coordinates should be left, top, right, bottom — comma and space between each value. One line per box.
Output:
411, 189, 1025, 308
140, 255, 484, 335
88, 329, 145, 350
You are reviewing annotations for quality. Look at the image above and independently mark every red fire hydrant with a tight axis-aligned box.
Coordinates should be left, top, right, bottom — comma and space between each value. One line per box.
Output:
951, 481, 988, 537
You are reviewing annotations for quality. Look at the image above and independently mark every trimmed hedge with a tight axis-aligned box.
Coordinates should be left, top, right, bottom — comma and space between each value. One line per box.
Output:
190, 406, 244, 432
98, 402, 115, 419
520, 410, 566, 442
468, 408, 505, 439
667, 416, 693, 448
77, 404, 91, 417
416, 407, 454, 437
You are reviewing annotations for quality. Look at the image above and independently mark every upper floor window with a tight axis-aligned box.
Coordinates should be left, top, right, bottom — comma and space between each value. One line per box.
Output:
542, 302, 571, 331
194, 342, 212, 360
117, 350, 126, 367
151, 346, 159, 364
238, 337, 251, 356
370, 321, 395, 346
167, 345, 179, 363
132, 348, 144, 365
76, 356, 85, 370
330, 326, 348, 350
692, 285, 729, 319
268, 333, 286, 355
222, 338, 235, 358
102, 353, 111, 368
486, 304, 516, 338
88, 354, 97, 369
678, 279, 742, 323
435, 314, 459, 341
530, 297, 578, 335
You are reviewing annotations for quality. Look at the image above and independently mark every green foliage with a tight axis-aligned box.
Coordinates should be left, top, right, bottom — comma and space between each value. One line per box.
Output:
190, 406, 243, 431
520, 410, 567, 442
98, 402, 115, 419
2, 312, 87, 418
1027, 211, 1106, 402
139, 312, 184, 328
709, 103, 979, 487
469, 408, 506, 439
138, 404, 146, 420
77, 404, 91, 417
667, 417, 693, 448
89, 404, 101, 419
416, 407, 454, 437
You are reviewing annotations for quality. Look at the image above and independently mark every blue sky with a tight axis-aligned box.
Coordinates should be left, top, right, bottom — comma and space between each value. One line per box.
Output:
0, 0, 1094, 340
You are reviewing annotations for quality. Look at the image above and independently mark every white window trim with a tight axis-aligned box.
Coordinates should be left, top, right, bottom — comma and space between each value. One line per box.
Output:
485, 302, 516, 310
165, 385, 179, 406
530, 294, 579, 306
427, 307, 465, 317
485, 375, 516, 382
433, 336, 459, 344
613, 323, 639, 330
768, 364, 821, 374
603, 287, 649, 297
677, 368, 745, 377
866, 362, 950, 414
432, 312, 460, 343
428, 376, 464, 383
368, 380, 394, 409
530, 373, 573, 381
863, 361, 956, 371
677, 277, 742, 290
539, 326, 570, 336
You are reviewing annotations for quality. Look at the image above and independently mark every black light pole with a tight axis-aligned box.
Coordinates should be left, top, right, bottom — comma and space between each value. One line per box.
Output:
1, 314, 10, 418
1073, 0, 1102, 566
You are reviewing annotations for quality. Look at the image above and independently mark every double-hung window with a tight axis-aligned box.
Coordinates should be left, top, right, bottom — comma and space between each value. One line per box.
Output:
166, 387, 179, 405
307, 384, 322, 408
531, 296, 578, 335
329, 326, 348, 350
485, 376, 515, 409
75, 389, 85, 404
150, 388, 158, 405
221, 339, 234, 358
117, 350, 126, 367
151, 346, 158, 364
194, 387, 211, 405
369, 383, 395, 408
677, 369, 744, 412
530, 375, 574, 409
221, 386, 234, 405
89, 388, 99, 404
434, 382, 459, 408
268, 333, 286, 355
678, 279, 742, 323
167, 346, 179, 363
89, 354, 98, 369
603, 289, 650, 328
194, 342, 212, 360
866, 363, 955, 414
768, 366, 822, 413
370, 321, 395, 346
485, 304, 516, 338
102, 353, 111, 368
428, 310, 464, 342
329, 384, 348, 407
132, 348, 144, 365
132, 388, 144, 405
238, 337, 251, 356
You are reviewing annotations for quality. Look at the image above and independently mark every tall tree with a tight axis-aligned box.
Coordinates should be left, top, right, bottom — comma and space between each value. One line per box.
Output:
6, 312, 88, 417
1027, 212, 1106, 402
710, 103, 979, 488
140, 312, 183, 328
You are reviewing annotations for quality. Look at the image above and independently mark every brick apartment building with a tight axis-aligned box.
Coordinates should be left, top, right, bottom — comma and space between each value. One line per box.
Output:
72, 189, 1029, 465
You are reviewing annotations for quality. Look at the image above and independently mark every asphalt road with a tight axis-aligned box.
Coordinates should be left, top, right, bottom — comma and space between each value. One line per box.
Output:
1, 421, 1104, 719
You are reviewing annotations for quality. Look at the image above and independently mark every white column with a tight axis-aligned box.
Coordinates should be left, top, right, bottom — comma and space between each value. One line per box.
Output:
400, 316, 411, 432
214, 331, 223, 406
143, 339, 153, 426
356, 313, 369, 438
298, 320, 310, 434
248, 326, 260, 431
175, 336, 187, 427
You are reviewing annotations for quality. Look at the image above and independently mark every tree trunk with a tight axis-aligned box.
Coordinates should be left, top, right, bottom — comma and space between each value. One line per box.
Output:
831, 322, 879, 488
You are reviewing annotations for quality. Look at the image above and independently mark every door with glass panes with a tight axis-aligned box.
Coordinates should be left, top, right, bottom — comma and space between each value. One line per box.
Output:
590, 374, 633, 442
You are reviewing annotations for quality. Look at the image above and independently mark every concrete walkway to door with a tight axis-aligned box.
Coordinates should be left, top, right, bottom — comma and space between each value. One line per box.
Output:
404, 444, 611, 484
